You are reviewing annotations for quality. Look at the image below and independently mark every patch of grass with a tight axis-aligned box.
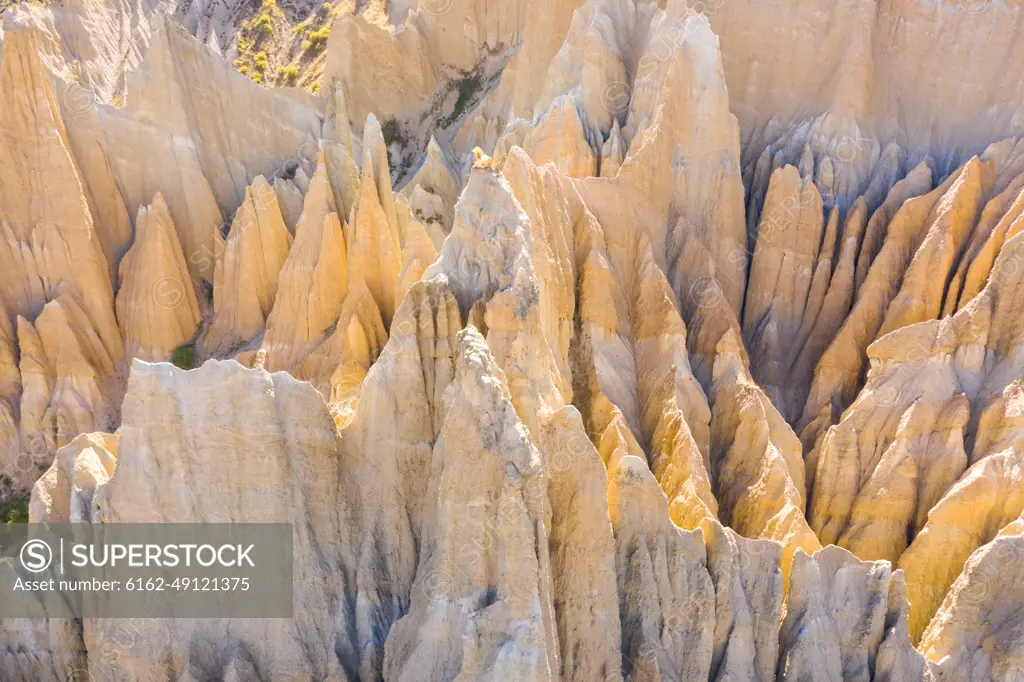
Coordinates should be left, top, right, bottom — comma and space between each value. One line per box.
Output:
277, 64, 300, 84
446, 74, 482, 126
170, 342, 197, 370
253, 51, 269, 72
0, 476, 29, 524
311, 81, 320, 93
381, 118, 402, 147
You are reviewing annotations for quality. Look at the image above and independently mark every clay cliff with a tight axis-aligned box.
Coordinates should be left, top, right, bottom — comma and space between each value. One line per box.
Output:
3, 0, 1024, 680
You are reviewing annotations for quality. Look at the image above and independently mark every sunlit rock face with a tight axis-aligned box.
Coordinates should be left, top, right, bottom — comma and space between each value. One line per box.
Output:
3, 0, 1024, 679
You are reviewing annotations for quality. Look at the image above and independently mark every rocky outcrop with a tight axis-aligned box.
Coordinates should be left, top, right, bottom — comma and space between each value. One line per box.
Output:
777, 546, 919, 682
6, 0, 1024, 678
260, 154, 348, 372
382, 327, 559, 681
918, 532, 1024, 681
330, 276, 462, 680
608, 456, 715, 681
204, 176, 293, 356
323, 0, 525, 177
0, 24, 120, 367
347, 117, 403, 327
711, 330, 820, 584
743, 165, 825, 421
30, 431, 117, 524
8, 290, 120, 486
116, 193, 202, 362
90, 359, 349, 680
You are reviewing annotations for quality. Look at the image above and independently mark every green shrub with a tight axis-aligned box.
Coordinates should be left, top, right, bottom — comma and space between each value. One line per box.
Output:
0, 476, 29, 524
446, 74, 482, 125
170, 342, 197, 370
277, 64, 300, 84
253, 52, 269, 72
311, 81, 320, 93
304, 25, 330, 54
252, 13, 273, 35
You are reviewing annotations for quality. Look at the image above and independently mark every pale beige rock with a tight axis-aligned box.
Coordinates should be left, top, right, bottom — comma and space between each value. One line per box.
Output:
898, 444, 1024, 644
293, 281, 387, 397
787, 198, 869, 426
874, 570, 936, 682
8, 0, 1024, 675
576, 3, 748, 337
539, 406, 623, 682
849, 227, 1024, 642
708, 0, 1024, 210
0, 616, 83, 682
529, 0, 631, 139
501, 149, 576, 402
478, 0, 587, 124
608, 455, 715, 682
323, 0, 525, 169
877, 159, 984, 338
8, 0, 173, 103
116, 193, 201, 362
0, 304, 19, 402
835, 395, 969, 564
402, 136, 462, 237
777, 546, 896, 682
30, 431, 117, 523
395, 218, 441, 313
600, 120, 625, 178
321, 82, 360, 219
942, 167, 1024, 316
854, 162, 935, 301
524, 96, 596, 179
800, 162, 936, 439
383, 327, 558, 682
261, 155, 348, 373
12, 317, 55, 487
273, 176, 306, 234
711, 330, 820, 584
0, 26, 120, 361
10, 291, 119, 485
204, 176, 293, 355
918, 533, 1024, 682
701, 518, 784, 682
971, 376, 1024, 466
61, 17, 322, 287
565, 161, 716, 531
957, 186, 1024, 315
347, 127, 403, 327
83, 359, 350, 681
743, 165, 825, 421
334, 277, 462, 680
801, 163, 962, 474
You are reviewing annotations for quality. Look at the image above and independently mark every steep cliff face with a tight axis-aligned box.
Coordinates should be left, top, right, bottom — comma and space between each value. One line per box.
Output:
3, 0, 1024, 679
